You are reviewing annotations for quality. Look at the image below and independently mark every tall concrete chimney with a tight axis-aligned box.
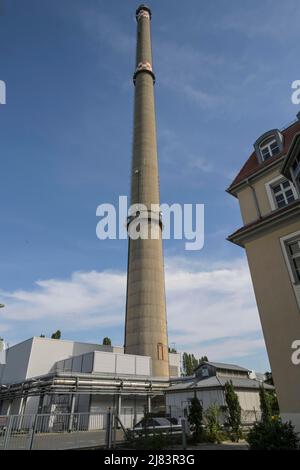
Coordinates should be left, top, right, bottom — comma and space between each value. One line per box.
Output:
124, 5, 169, 378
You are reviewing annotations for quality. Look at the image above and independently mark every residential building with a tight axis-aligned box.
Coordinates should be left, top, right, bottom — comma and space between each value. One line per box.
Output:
227, 115, 300, 432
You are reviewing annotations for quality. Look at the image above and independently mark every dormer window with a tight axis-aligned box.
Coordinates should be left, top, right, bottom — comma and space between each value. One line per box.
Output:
260, 138, 280, 161
254, 129, 284, 163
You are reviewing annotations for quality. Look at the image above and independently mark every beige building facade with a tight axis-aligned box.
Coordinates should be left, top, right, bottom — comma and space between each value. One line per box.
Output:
228, 117, 300, 432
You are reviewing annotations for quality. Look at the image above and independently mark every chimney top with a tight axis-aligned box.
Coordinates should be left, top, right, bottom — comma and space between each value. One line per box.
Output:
136, 4, 152, 21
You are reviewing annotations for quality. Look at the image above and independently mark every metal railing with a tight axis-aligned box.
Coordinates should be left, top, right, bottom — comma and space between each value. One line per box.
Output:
0, 411, 122, 450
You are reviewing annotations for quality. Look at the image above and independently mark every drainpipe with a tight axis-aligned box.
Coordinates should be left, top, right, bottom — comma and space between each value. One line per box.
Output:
246, 178, 262, 219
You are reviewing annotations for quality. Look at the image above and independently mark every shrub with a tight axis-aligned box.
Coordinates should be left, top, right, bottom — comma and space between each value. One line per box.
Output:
188, 395, 204, 443
259, 385, 272, 423
204, 404, 222, 443
224, 381, 242, 442
125, 430, 174, 450
247, 418, 299, 450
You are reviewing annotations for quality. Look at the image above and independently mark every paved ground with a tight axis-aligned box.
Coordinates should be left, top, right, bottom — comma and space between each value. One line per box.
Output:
1, 429, 125, 450
180, 440, 249, 450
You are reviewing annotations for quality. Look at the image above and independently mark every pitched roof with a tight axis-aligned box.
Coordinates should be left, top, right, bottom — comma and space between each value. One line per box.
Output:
167, 375, 274, 392
228, 119, 300, 193
196, 361, 249, 373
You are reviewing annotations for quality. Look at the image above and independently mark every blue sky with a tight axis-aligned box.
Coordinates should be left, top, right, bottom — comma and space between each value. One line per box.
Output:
1, 0, 299, 372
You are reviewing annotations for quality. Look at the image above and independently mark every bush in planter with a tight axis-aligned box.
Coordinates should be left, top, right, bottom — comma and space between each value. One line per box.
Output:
247, 418, 299, 450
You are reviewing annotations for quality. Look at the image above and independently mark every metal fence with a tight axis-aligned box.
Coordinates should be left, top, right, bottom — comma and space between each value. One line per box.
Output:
0, 411, 125, 450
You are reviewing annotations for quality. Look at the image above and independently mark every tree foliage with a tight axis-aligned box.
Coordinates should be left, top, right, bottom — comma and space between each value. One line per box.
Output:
264, 371, 274, 385
259, 386, 272, 423
204, 404, 222, 443
247, 419, 299, 450
182, 353, 208, 376
51, 330, 61, 339
102, 337, 112, 346
188, 394, 204, 443
224, 381, 242, 442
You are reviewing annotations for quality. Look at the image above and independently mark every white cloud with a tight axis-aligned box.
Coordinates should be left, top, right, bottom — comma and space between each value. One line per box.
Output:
0, 257, 266, 363
1, 270, 126, 327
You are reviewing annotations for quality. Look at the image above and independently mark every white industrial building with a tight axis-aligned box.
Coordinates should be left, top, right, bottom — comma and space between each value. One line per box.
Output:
166, 361, 274, 424
0, 338, 274, 429
0, 337, 180, 427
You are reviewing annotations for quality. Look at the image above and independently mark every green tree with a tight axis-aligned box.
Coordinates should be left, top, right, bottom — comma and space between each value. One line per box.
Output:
268, 391, 279, 416
51, 330, 61, 339
168, 347, 177, 353
224, 381, 242, 442
264, 371, 274, 385
40, 334, 45, 338
188, 393, 204, 443
199, 356, 208, 363
182, 353, 199, 376
204, 404, 222, 443
259, 385, 272, 423
102, 337, 112, 346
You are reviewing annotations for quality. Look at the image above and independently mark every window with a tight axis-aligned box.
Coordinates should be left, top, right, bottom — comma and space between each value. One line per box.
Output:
285, 237, 300, 284
260, 138, 280, 161
292, 155, 300, 177
157, 343, 164, 361
271, 179, 296, 208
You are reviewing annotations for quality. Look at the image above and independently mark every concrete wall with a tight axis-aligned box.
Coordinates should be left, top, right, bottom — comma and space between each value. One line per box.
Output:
26, 337, 109, 379
169, 353, 181, 377
1, 339, 33, 384
0, 337, 126, 385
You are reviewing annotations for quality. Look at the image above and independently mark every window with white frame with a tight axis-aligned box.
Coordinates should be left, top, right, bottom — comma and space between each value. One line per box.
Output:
271, 179, 297, 208
260, 138, 280, 161
285, 237, 300, 284
292, 155, 300, 177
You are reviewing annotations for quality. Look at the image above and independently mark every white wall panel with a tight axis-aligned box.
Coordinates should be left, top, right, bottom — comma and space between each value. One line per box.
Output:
135, 356, 151, 376
93, 352, 116, 374
2, 339, 33, 384
116, 354, 135, 375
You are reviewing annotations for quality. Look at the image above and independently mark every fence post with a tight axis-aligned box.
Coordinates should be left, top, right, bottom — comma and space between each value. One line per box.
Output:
181, 418, 187, 450
28, 414, 38, 450
105, 408, 113, 449
68, 394, 76, 432
3, 415, 13, 450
